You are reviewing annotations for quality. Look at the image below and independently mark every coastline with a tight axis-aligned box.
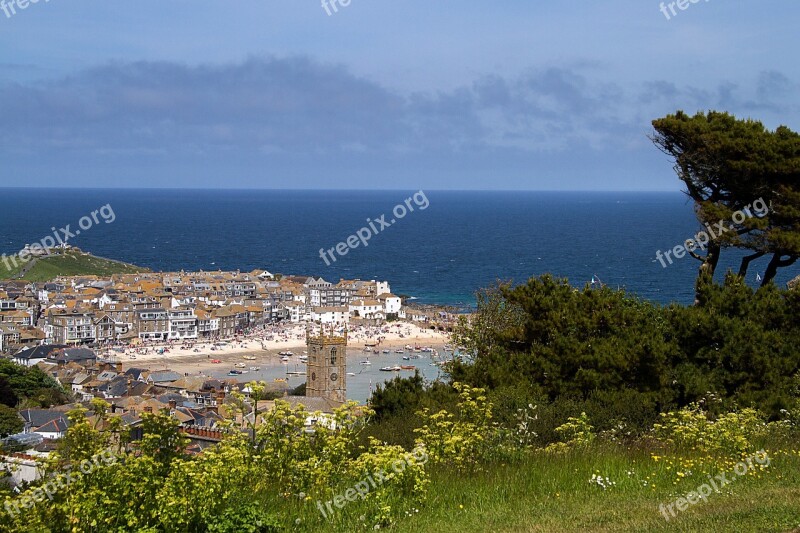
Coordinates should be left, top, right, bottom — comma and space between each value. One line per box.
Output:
99, 321, 450, 376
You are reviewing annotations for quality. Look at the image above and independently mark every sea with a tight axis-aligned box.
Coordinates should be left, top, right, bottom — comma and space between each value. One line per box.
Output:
1, 188, 797, 308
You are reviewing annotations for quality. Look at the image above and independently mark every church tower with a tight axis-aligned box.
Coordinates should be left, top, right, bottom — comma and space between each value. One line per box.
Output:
305, 326, 347, 404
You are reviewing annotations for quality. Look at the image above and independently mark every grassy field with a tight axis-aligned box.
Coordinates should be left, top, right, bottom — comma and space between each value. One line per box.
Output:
0, 251, 148, 281
291, 446, 800, 533
0, 259, 23, 279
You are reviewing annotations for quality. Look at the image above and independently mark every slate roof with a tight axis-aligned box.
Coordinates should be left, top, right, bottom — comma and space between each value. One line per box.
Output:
19, 409, 70, 431
34, 418, 69, 434
14, 344, 68, 360
147, 371, 182, 383
50, 347, 97, 364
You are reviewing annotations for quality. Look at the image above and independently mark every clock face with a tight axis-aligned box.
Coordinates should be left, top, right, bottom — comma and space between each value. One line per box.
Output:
311, 372, 316, 381
330, 372, 338, 381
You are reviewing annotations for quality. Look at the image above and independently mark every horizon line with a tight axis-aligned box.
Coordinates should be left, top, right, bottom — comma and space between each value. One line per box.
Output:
0, 186, 685, 193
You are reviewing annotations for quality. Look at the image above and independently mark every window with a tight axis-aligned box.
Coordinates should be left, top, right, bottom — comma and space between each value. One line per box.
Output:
330, 347, 337, 366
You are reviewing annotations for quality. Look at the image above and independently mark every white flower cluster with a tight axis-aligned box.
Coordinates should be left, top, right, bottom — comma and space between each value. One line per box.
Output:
589, 473, 616, 490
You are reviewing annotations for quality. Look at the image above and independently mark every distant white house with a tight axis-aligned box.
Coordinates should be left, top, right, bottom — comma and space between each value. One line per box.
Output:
311, 306, 350, 325
282, 301, 308, 323
378, 293, 402, 315
349, 299, 385, 320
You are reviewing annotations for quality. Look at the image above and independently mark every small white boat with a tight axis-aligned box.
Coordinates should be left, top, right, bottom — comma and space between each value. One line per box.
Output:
395, 349, 405, 354
380, 366, 402, 372
346, 372, 356, 377
250, 366, 261, 371
382, 349, 390, 354
243, 355, 256, 361
234, 363, 246, 368
360, 360, 372, 365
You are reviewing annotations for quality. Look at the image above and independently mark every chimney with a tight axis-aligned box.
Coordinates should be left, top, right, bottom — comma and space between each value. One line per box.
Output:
144, 406, 153, 414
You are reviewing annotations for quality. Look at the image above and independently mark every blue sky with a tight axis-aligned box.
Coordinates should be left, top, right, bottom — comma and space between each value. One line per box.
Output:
0, 0, 797, 190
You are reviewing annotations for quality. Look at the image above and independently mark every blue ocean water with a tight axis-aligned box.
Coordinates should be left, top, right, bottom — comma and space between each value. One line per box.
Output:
0, 189, 796, 307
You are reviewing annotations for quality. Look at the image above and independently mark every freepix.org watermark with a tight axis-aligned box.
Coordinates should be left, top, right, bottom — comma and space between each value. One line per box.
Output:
3, 449, 117, 518
655, 198, 768, 269
321, 0, 353, 16
316, 445, 428, 520
1, 0, 51, 20
0, 204, 116, 272
659, 0, 710, 21
658, 450, 770, 521
319, 191, 429, 266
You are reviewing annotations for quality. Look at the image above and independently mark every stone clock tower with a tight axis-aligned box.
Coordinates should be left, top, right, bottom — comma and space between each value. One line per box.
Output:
305, 326, 347, 404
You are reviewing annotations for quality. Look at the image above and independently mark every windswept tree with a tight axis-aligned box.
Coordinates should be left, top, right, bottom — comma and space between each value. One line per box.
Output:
651, 111, 800, 291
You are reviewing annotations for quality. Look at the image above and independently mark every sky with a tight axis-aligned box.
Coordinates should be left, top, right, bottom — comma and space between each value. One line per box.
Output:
0, 0, 798, 190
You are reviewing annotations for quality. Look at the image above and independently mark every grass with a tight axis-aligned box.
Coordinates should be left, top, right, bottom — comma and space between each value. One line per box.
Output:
0, 259, 23, 280
287, 446, 800, 533
0, 250, 149, 281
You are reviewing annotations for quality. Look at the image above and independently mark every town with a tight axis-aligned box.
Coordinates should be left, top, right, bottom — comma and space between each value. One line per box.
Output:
0, 268, 457, 487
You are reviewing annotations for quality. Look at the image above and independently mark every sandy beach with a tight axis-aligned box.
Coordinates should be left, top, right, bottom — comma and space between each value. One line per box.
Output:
99, 321, 451, 375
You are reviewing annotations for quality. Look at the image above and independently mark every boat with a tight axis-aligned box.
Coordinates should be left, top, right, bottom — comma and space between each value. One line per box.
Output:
243, 355, 256, 361
359, 360, 372, 365
380, 366, 402, 372
402, 356, 410, 360
228, 370, 243, 376
250, 366, 261, 371
382, 349, 390, 354
346, 372, 356, 377
400, 365, 416, 370
211, 359, 222, 364
395, 349, 405, 354
279, 351, 294, 356
286, 371, 304, 376
274, 378, 287, 383
281, 356, 289, 363
404, 345, 413, 351
234, 363, 246, 368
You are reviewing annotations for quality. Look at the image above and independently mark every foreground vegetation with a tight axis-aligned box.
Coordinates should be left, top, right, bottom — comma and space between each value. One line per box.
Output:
1, 367, 799, 532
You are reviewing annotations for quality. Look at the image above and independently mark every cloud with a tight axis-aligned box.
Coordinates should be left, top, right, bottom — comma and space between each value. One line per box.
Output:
0, 57, 797, 162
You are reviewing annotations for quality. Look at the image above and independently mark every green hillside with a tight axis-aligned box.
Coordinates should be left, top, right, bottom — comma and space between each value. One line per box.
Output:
0, 249, 149, 281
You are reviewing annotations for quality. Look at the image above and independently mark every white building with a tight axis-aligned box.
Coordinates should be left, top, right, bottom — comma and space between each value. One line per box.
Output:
378, 293, 402, 315
349, 299, 385, 320
168, 309, 198, 340
311, 306, 350, 325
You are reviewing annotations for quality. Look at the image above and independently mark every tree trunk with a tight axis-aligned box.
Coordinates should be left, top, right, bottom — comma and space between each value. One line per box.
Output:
694, 242, 721, 305
738, 251, 766, 278
761, 253, 798, 287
